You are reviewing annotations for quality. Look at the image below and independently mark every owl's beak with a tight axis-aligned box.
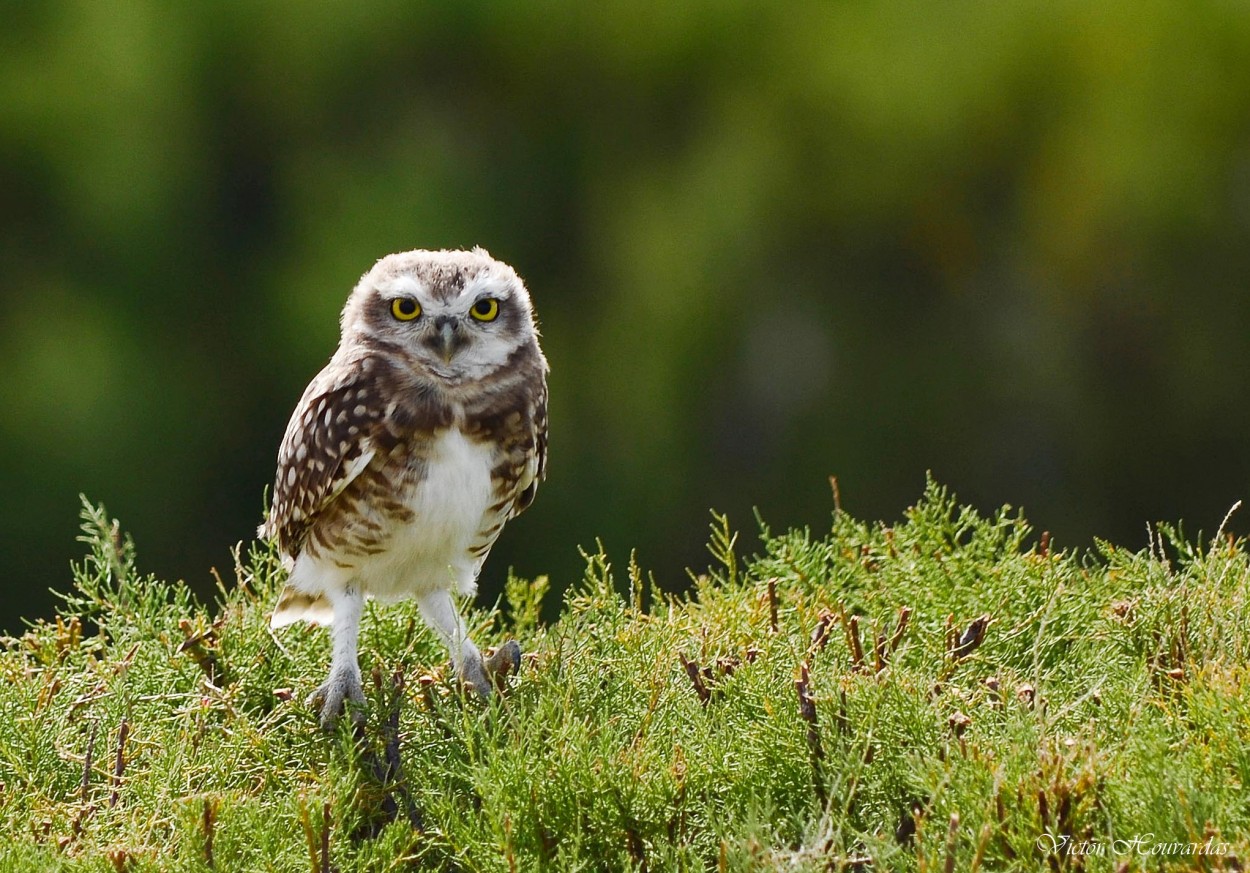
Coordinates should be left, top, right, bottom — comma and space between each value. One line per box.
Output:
432, 318, 459, 364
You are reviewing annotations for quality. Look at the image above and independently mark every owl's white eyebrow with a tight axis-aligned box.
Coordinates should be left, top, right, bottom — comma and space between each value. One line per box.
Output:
376, 276, 424, 298
462, 273, 511, 300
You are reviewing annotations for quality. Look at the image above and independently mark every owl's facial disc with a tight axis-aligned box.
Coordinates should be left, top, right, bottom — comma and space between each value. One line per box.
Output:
352, 260, 532, 384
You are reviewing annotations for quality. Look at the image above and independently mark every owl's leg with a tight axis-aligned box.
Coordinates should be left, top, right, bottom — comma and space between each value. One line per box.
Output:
415, 589, 491, 697
307, 585, 366, 728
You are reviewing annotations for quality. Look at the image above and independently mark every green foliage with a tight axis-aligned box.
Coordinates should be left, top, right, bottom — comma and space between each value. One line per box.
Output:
8, 2, 1250, 638
1, 487, 1249, 871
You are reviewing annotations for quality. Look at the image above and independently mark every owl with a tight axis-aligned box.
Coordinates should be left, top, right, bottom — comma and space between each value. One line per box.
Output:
259, 248, 548, 727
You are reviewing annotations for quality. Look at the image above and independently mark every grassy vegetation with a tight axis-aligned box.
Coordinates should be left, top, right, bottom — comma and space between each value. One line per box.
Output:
2, 480, 1248, 871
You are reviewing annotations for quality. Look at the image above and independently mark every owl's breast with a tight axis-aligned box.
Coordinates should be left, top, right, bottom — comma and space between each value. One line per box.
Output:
406, 427, 496, 554
351, 426, 497, 599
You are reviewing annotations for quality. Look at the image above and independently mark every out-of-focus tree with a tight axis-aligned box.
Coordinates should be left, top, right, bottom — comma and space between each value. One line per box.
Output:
4, 1, 1250, 632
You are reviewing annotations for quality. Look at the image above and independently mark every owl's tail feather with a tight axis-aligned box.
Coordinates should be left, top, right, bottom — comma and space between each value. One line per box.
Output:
271, 585, 335, 628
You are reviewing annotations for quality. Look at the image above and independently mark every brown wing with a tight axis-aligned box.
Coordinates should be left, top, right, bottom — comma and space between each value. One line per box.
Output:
511, 378, 548, 517
260, 356, 389, 558
461, 351, 548, 564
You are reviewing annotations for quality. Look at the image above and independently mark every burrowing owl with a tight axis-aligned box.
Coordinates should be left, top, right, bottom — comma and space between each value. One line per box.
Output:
259, 248, 548, 727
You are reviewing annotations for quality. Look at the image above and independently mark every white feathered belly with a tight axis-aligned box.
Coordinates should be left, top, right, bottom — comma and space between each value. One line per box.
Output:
352, 428, 495, 601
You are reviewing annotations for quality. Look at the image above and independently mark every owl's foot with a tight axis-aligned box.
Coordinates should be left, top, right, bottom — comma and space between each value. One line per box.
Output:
484, 640, 522, 691
308, 669, 366, 729
455, 640, 522, 698
456, 650, 492, 698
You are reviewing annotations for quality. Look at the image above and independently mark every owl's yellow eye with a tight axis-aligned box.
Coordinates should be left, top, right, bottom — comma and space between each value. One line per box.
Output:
470, 298, 499, 322
391, 298, 421, 321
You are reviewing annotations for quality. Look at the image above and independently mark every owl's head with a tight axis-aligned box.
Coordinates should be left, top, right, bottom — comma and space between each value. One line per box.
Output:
340, 248, 540, 384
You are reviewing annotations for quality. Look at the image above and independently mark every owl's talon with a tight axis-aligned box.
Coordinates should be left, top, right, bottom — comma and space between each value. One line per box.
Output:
308, 671, 366, 729
456, 652, 492, 699
484, 640, 522, 689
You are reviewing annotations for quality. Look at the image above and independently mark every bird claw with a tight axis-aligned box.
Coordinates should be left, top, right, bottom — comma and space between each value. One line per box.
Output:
484, 640, 522, 689
457, 653, 491, 698
307, 670, 366, 729
307, 640, 523, 727
457, 639, 523, 698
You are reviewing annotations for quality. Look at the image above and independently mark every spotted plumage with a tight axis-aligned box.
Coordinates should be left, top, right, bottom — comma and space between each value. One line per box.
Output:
259, 248, 548, 726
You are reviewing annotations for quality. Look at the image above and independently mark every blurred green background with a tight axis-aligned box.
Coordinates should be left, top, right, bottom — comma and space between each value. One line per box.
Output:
4, 2, 1250, 634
